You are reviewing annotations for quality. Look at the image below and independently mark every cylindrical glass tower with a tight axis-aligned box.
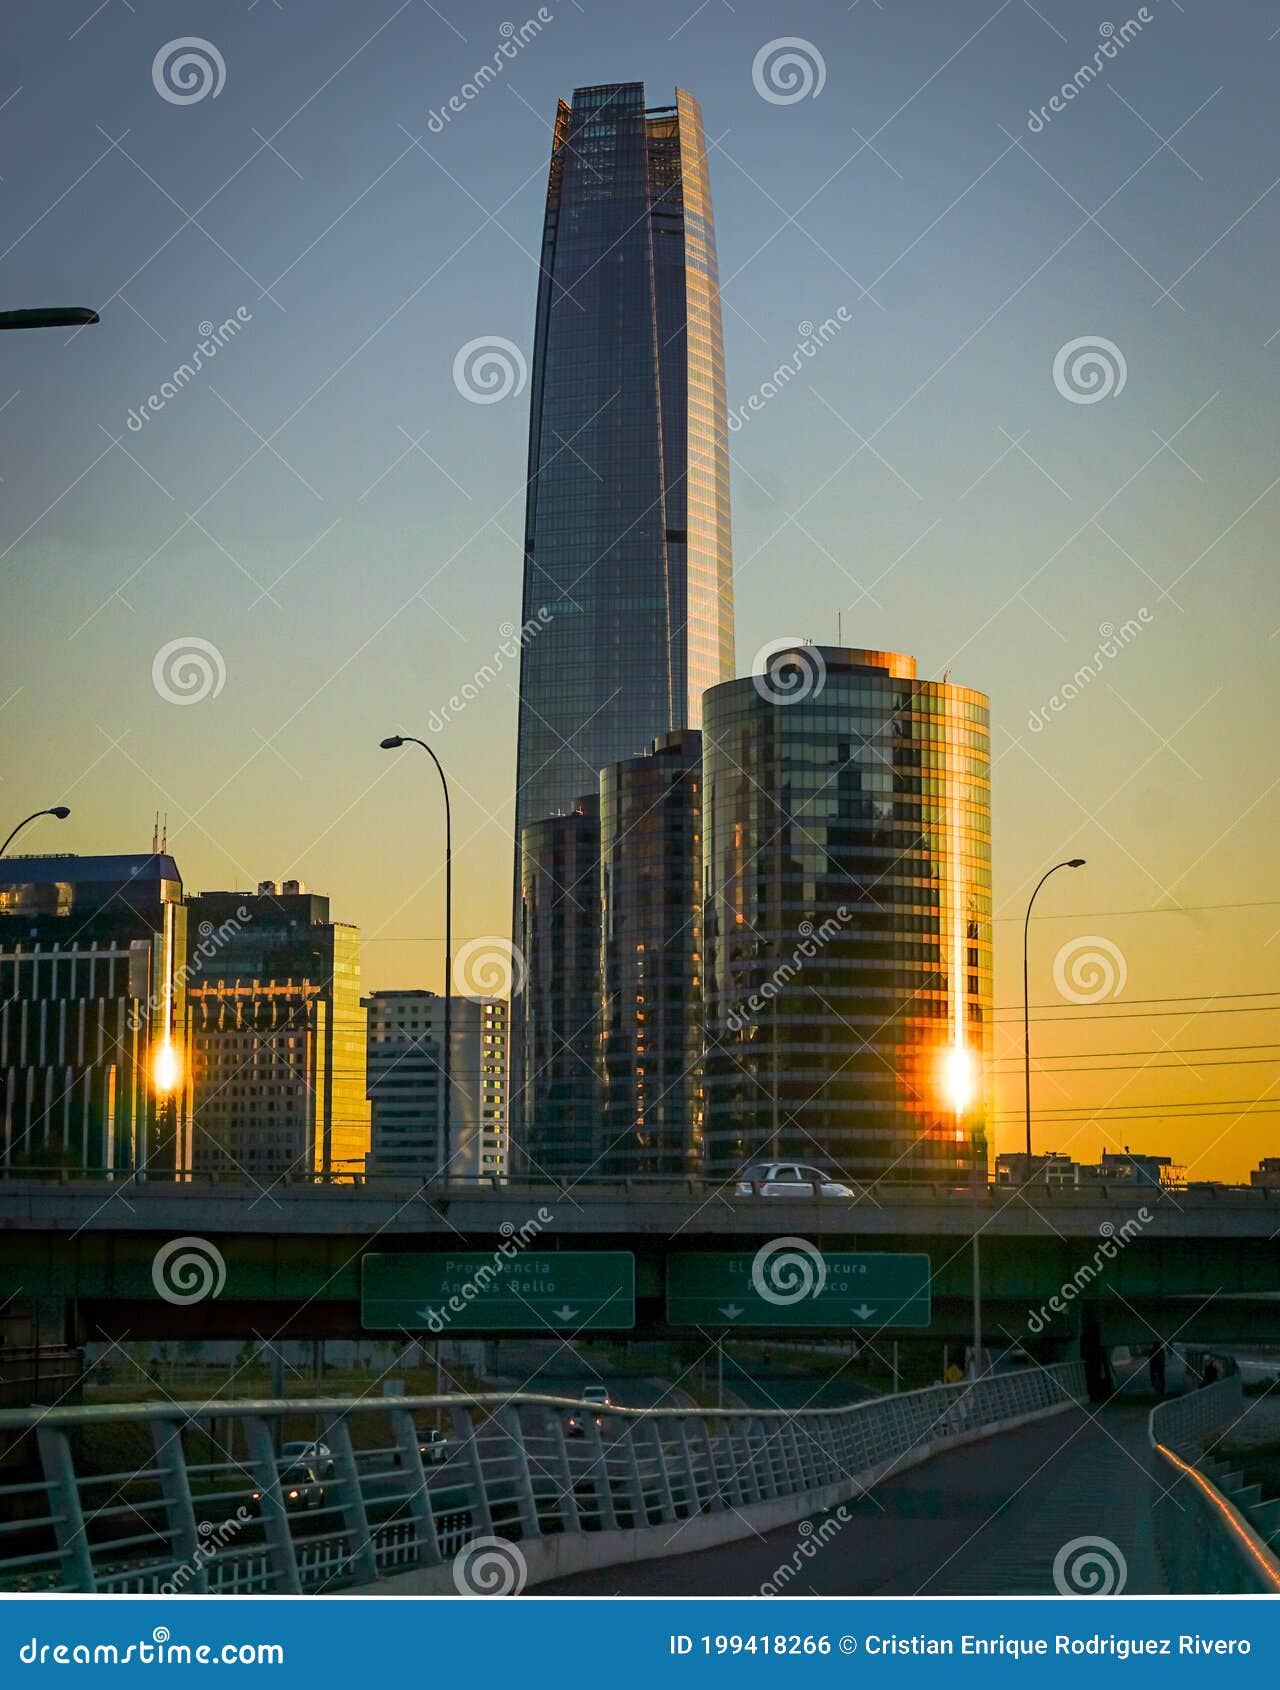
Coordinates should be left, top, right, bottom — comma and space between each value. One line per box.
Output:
701, 646, 991, 1184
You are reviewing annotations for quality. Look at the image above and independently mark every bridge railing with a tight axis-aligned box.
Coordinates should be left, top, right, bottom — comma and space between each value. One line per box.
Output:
0, 1363, 1085, 1596
1149, 1380, 1280, 1594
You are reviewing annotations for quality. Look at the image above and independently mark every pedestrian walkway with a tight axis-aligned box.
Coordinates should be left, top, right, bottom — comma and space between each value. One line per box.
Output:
540, 1403, 1167, 1596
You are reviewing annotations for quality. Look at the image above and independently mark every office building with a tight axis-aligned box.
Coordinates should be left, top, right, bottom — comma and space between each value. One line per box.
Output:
513, 81, 735, 841
516, 796, 602, 1180
364, 990, 507, 1180
0, 852, 188, 1175
599, 731, 703, 1176
185, 881, 369, 1180
701, 646, 992, 1185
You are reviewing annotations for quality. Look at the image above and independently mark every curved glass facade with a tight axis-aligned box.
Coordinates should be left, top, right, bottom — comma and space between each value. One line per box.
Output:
600, 730, 703, 1176
701, 648, 991, 1184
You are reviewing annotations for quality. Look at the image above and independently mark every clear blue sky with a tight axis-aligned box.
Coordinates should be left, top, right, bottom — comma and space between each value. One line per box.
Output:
4, 0, 1278, 1176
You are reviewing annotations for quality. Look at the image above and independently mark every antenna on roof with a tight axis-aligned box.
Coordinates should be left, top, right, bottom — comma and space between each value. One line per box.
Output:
837, 610, 842, 644
151, 812, 159, 854
161, 813, 168, 853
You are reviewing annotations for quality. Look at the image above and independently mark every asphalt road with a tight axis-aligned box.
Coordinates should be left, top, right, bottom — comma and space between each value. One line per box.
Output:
538, 1403, 1166, 1597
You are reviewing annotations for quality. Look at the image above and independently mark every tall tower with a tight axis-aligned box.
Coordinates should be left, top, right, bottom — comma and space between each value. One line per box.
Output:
513, 82, 734, 842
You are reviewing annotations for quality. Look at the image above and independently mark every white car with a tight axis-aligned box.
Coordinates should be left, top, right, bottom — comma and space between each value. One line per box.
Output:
735, 1162, 854, 1198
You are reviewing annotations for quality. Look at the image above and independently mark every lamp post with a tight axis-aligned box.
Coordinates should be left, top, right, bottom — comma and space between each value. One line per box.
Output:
380, 735, 452, 1180
0, 805, 71, 857
0, 307, 99, 332
1023, 858, 1086, 1176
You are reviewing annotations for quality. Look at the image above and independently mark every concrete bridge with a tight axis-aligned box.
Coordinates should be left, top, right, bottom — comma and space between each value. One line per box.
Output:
4, 1178, 1280, 1348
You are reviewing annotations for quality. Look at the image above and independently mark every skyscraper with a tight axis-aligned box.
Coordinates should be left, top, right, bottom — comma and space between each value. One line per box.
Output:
701, 647, 992, 1184
511, 83, 734, 1163
0, 852, 188, 1176
513, 82, 734, 840
363, 989, 508, 1181
186, 881, 369, 1180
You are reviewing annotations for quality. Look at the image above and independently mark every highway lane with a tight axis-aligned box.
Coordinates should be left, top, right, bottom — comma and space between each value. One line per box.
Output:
538, 1403, 1167, 1596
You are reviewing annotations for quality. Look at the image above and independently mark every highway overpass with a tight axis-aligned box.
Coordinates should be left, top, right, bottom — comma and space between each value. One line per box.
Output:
4, 1177, 1280, 1348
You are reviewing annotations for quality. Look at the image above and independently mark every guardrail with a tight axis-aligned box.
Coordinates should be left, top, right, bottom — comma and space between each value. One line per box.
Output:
0, 1363, 1085, 1596
1149, 1380, 1280, 1594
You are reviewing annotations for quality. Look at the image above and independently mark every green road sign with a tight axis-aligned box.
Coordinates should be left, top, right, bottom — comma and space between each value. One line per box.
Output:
361, 1251, 635, 1333
666, 1246, 931, 1329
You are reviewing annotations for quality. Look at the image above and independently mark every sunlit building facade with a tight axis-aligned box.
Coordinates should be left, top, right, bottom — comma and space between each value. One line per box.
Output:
599, 731, 703, 1176
0, 853, 188, 1176
701, 647, 991, 1184
186, 883, 369, 1180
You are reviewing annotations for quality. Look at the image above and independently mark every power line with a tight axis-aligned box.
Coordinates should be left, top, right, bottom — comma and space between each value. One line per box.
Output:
994, 898, 1280, 922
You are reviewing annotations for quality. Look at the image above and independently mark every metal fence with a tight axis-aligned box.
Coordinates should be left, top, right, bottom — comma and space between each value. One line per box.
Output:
1149, 1380, 1280, 1594
0, 1363, 1085, 1595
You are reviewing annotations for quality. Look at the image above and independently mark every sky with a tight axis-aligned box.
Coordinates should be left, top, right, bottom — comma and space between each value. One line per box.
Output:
3, 0, 1278, 1181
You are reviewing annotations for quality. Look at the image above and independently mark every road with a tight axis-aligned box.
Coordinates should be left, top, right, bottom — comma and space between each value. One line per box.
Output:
538, 1403, 1167, 1596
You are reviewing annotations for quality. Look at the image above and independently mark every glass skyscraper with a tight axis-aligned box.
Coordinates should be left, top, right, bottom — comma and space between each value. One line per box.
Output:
701, 648, 992, 1185
513, 82, 734, 841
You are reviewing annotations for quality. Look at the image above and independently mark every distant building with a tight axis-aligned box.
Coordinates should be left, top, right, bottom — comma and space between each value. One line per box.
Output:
516, 796, 602, 1180
1250, 1158, 1280, 1189
599, 731, 703, 1177
364, 990, 507, 1180
701, 647, 992, 1185
1083, 1149, 1181, 1189
0, 853, 188, 1176
995, 1151, 1081, 1187
185, 881, 369, 1180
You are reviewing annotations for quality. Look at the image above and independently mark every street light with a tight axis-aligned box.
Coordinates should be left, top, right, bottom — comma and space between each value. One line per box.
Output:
379, 734, 453, 1180
1023, 858, 1086, 1177
0, 805, 71, 858
0, 307, 99, 332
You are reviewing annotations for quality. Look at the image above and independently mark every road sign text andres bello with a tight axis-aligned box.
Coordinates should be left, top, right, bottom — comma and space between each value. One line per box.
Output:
361, 1251, 636, 1332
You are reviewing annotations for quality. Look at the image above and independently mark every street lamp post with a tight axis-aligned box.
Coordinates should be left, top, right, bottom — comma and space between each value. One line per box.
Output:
0, 308, 99, 332
0, 805, 71, 857
1023, 858, 1086, 1176
380, 735, 452, 1180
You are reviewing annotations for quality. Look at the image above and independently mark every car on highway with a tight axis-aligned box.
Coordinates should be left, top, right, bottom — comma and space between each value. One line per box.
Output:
251, 1445, 330, 1513
416, 1426, 451, 1465
567, 1386, 612, 1438
734, 1162, 855, 1198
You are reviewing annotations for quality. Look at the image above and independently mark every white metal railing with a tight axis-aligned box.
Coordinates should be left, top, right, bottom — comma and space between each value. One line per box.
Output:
0, 1364, 1086, 1595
